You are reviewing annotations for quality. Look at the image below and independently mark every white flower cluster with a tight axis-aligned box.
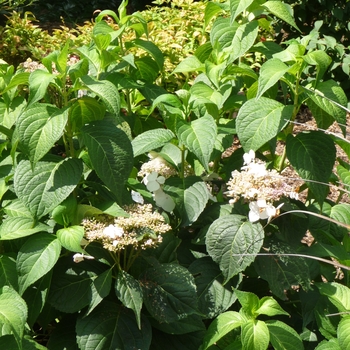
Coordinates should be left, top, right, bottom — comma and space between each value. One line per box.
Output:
143, 171, 175, 212
77, 204, 172, 259
226, 150, 301, 223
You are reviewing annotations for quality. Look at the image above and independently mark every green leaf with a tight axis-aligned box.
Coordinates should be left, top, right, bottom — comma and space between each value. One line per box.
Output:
3, 199, 35, 218
0, 286, 27, 348
315, 339, 341, 350
69, 96, 106, 130
0, 217, 49, 240
230, 20, 259, 62
173, 55, 205, 74
303, 50, 332, 84
76, 301, 151, 350
115, 270, 143, 329
241, 320, 270, 350
257, 58, 289, 99
230, 0, 254, 22
306, 80, 348, 135
140, 263, 198, 323
210, 17, 239, 49
256, 297, 289, 317
337, 163, 350, 191
201, 311, 245, 349
17, 104, 68, 166
17, 233, 61, 295
129, 39, 164, 70
165, 177, 210, 227
330, 203, 350, 228
87, 268, 112, 315
132, 128, 175, 157
262, 1, 300, 32
204, 2, 223, 27
235, 289, 260, 316
254, 243, 315, 300
236, 97, 292, 152
316, 282, 350, 312
266, 320, 304, 350
206, 215, 264, 282
0, 255, 18, 291
337, 316, 350, 350
57, 226, 85, 253
81, 120, 133, 201
28, 69, 55, 106
286, 131, 336, 204
14, 158, 83, 219
80, 75, 120, 116
48, 259, 100, 313
188, 257, 241, 319
176, 114, 217, 172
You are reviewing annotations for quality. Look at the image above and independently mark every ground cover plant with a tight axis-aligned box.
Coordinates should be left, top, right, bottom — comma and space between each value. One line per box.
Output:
1, 0, 350, 349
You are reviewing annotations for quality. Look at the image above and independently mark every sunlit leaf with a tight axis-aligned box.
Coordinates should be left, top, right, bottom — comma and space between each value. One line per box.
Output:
206, 215, 264, 282
17, 233, 61, 295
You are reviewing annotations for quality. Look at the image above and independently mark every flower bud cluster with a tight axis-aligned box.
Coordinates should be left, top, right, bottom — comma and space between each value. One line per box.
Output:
82, 204, 172, 253
226, 150, 301, 222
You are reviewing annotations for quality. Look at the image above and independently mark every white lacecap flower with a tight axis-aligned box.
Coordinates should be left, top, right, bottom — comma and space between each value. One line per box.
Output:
289, 191, 299, 200
248, 200, 284, 223
144, 171, 166, 192
153, 188, 175, 212
243, 150, 255, 165
131, 190, 144, 204
73, 253, 94, 263
103, 224, 124, 239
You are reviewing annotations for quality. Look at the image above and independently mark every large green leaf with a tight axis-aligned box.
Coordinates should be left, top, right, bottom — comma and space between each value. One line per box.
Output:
128, 39, 164, 70
17, 233, 61, 295
201, 311, 245, 349
0, 255, 18, 291
81, 120, 133, 201
230, 0, 254, 22
206, 215, 264, 282
316, 282, 350, 312
140, 263, 198, 323
241, 319, 270, 350
0, 286, 27, 348
204, 2, 223, 27
257, 58, 289, 99
210, 17, 239, 50
286, 131, 336, 204
230, 20, 259, 62
69, 96, 106, 130
57, 226, 85, 253
87, 268, 112, 315
329, 203, 350, 229
173, 55, 205, 74
0, 217, 49, 240
266, 320, 304, 350
48, 260, 98, 313
338, 316, 350, 350
14, 158, 83, 219
255, 242, 315, 300
303, 50, 332, 85
76, 301, 151, 350
236, 97, 292, 152
17, 104, 68, 166
188, 257, 241, 319
28, 69, 55, 106
315, 339, 341, 350
132, 129, 175, 157
115, 270, 143, 329
176, 114, 217, 171
262, 1, 300, 32
80, 75, 120, 116
164, 177, 210, 227
306, 80, 347, 135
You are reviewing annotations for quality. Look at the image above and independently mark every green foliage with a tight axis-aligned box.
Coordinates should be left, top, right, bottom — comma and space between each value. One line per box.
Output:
0, 0, 350, 348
